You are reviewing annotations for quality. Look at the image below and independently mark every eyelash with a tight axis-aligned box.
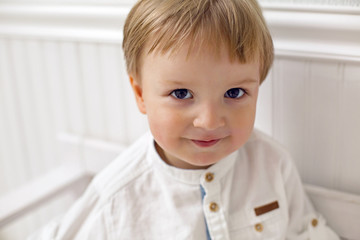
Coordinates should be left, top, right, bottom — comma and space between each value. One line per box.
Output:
170, 88, 247, 100
224, 88, 246, 99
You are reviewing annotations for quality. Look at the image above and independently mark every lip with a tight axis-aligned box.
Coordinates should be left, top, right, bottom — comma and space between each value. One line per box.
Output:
191, 139, 221, 147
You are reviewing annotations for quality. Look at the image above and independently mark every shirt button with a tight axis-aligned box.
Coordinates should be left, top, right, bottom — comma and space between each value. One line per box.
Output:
255, 223, 263, 232
205, 172, 214, 182
312, 218, 318, 227
209, 202, 219, 212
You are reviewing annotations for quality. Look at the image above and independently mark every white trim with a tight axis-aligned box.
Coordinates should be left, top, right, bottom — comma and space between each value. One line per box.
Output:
0, 162, 89, 228
263, 8, 360, 62
1, 3, 360, 61
57, 132, 126, 175
0, 4, 128, 43
305, 184, 360, 240
0, 133, 126, 228
261, 3, 360, 15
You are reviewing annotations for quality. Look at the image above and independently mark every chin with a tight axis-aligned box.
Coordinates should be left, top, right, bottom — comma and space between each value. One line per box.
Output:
188, 154, 221, 167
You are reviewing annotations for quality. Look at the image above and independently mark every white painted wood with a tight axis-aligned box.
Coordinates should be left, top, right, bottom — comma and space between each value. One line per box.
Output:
263, 7, 360, 62
42, 41, 67, 135
255, 67, 273, 136
98, 44, 128, 143
59, 42, 86, 135
338, 65, 360, 194
10, 39, 45, 180
79, 43, 106, 138
271, 59, 309, 176
260, 2, 360, 13
0, 40, 11, 194
1, 3, 359, 62
0, 4, 128, 43
0, 39, 34, 240
6, 40, 33, 186
0, 163, 88, 228
306, 62, 343, 188
83, 137, 126, 175
305, 184, 360, 240
24, 40, 56, 172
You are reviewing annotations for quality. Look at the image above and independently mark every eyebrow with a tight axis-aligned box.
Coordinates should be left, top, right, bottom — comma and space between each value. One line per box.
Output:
162, 78, 259, 85
232, 78, 259, 85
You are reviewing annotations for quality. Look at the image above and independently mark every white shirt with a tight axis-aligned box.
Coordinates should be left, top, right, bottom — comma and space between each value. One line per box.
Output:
29, 130, 339, 240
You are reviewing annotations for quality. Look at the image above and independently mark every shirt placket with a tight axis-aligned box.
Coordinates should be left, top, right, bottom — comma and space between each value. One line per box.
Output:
200, 171, 230, 240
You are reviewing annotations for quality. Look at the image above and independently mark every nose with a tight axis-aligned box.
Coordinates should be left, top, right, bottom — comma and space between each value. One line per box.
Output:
193, 102, 225, 130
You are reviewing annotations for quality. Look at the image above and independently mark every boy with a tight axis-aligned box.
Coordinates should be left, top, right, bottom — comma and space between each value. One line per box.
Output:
30, 0, 340, 239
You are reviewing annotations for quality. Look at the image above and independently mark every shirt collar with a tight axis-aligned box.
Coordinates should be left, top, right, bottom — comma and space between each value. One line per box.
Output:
146, 132, 238, 185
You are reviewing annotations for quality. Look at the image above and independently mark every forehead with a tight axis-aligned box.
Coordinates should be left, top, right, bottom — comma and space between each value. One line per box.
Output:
140, 42, 260, 84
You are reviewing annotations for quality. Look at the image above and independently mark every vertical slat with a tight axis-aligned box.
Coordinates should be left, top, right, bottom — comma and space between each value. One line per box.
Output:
98, 43, 127, 143
78, 43, 106, 138
255, 64, 273, 136
42, 42, 67, 131
24, 40, 55, 172
340, 63, 360, 195
59, 42, 86, 135
42, 41, 67, 165
0, 37, 37, 240
30, 39, 80, 236
0, 39, 26, 240
6, 40, 32, 185
272, 58, 308, 177
0, 39, 12, 194
308, 61, 342, 188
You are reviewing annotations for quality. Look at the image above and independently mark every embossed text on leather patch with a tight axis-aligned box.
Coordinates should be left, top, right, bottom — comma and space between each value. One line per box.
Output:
254, 201, 279, 216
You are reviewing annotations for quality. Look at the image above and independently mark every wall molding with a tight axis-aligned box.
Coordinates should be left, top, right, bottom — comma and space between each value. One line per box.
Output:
0, 3, 359, 62
0, 4, 128, 43
262, 4, 360, 62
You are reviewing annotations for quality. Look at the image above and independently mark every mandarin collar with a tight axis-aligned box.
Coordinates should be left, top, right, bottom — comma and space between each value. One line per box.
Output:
146, 132, 238, 185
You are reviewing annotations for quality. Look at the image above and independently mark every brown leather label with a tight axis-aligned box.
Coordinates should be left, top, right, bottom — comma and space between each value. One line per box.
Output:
254, 201, 279, 216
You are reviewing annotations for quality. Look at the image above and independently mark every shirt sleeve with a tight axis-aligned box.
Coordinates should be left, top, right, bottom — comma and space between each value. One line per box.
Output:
283, 157, 340, 240
27, 183, 101, 240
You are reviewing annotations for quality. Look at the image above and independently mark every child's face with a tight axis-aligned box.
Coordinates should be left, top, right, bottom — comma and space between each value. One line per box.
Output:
130, 44, 260, 169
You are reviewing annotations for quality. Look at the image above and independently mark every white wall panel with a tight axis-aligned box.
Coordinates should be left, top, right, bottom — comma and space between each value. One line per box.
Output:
42, 41, 67, 135
79, 43, 106, 139
271, 59, 309, 176
59, 42, 86, 135
25, 40, 56, 172
340, 64, 360, 194
307, 61, 343, 188
5, 40, 32, 186
98, 44, 128, 143
0, 38, 37, 240
11, 40, 45, 179
255, 67, 273, 136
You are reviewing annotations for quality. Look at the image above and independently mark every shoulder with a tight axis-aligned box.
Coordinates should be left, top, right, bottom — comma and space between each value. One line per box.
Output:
240, 129, 295, 176
243, 129, 292, 160
90, 132, 153, 200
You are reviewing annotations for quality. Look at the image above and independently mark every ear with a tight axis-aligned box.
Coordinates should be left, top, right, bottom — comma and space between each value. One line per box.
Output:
129, 75, 146, 114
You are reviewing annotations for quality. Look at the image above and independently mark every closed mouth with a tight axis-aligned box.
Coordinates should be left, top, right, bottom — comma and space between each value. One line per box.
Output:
191, 139, 220, 147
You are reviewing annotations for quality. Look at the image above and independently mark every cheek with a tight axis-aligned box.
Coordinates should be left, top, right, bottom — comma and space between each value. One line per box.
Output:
147, 107, 188, 141
232, 105, 257, 128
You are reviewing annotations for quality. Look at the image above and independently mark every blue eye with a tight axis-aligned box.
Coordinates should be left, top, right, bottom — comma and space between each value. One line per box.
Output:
171, 89, 192, 99
224, 88, 245, 99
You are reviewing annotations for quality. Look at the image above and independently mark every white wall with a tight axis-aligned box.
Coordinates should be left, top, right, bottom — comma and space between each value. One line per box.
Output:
0, 1, 359, 239
259, 0, 360, 7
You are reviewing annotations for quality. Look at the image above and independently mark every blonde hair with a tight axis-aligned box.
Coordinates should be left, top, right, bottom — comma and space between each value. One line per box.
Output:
123, 0, 273, 83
